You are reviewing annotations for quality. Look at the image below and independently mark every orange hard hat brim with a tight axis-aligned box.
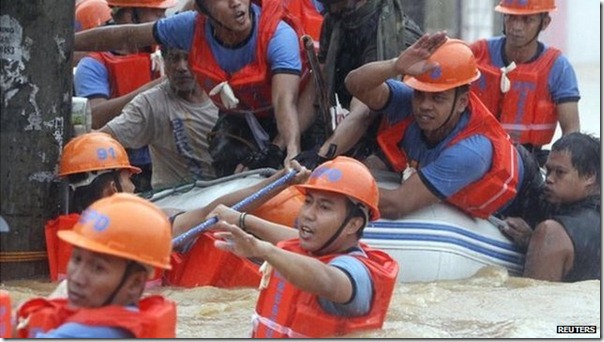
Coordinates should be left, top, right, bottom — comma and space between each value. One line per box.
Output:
294, 184, 380, 221
494, 5, 556, 15
58, 230, 172, 270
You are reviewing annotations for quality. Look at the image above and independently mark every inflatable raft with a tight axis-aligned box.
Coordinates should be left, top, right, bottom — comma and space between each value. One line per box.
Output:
149, 169, 525, 284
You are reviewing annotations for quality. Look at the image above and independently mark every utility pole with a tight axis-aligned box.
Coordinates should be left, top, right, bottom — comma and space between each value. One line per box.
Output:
1, 0, 74, 280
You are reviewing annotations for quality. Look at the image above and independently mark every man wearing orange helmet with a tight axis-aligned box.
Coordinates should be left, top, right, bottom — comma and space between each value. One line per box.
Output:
74, 0, 178, 193
209, 156, 398, 338
45, 132, 141, 282
470, 0, 580, 166
345, 32, 542, 221
73, 0, 113, 66
75, 0, 112, 32
18, 193, 176, 338
74, 0, 307, 177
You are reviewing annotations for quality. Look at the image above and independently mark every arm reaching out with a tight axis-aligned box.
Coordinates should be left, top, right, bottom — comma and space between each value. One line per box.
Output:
74, 22, 157, 52
345, 31, 448, 111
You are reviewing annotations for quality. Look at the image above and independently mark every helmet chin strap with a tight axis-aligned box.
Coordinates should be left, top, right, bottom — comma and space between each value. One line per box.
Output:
433, 87, 461, 133
314, 202, 363, 255
102, 261, 137, 306
502, 13, 546, 50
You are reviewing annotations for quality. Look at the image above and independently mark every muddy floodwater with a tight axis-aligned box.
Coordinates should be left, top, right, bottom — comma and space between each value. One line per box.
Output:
2, 266, 600, 338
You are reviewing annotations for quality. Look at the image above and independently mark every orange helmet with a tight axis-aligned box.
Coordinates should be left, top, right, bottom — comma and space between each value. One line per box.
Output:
403, 38, 480, 93
295, 156, 380, 221
495, 0, 556, 15
75, 0, 112, 32
106, 0, 177, 8
58, 193, 172, 271
252, 186, 305, 227
59, 132, 141, 177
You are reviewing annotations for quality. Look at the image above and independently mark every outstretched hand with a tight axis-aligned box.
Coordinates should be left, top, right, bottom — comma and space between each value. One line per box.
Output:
213, 220, 271, 258
393, 31, 448, 76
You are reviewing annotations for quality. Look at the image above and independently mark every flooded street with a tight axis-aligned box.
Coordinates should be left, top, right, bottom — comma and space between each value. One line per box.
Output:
2, 265, 599, 338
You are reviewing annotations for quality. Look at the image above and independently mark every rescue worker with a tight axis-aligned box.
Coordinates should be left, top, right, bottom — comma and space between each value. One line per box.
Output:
74, 0, 112, 32
470, 0, 580, 165
295, 0, 423, 169
345, 32, 542, 221
75, 0, 306, 177
211, 156, 399, 338
74, 0, 178, 192
45, 132, 140, 282
17, 193, 176, 338
73, 0, 112, 65
499, 132, 600, 282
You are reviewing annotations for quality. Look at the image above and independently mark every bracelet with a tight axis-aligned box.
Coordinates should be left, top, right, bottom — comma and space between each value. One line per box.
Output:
239, 212, 248, 231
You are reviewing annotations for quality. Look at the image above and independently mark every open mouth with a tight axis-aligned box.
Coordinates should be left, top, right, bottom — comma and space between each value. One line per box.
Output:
299, 225, 313, 239
234, 10, 246, 24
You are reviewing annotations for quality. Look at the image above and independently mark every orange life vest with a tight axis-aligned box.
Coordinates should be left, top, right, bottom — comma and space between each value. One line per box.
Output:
16, 295, 176, 338
252, 239, 399, 338
89, 51, 155, 98
285, 0, 323, 46
45, 214, 79, 281
471, 39, 560, 146
166, 232, 262, 288
189, 0, 307, 117
377, 92, 519, 219
0, 290, 11, 338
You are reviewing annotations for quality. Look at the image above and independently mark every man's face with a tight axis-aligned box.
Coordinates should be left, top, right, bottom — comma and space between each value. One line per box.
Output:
296, 189, 350, 254
411, 89, 465, 132
544, 150, 594, 204
66, 247, 131, 308
503, 13, 549, 48
165, 49, 197, 93
204, 0, 252, 33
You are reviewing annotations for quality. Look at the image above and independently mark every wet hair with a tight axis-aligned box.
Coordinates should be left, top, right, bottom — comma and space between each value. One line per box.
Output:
551, 132, 601, 187
67, 171, 121, 213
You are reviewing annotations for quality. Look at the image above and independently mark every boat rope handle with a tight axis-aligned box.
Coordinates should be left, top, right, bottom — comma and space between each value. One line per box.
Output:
172, 169, 298, 250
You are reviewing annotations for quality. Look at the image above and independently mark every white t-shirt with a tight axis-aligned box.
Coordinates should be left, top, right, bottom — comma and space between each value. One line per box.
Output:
104, 80, 219, 190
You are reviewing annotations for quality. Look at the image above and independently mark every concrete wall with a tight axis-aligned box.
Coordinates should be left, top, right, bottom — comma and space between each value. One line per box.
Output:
540, 0, 600, 66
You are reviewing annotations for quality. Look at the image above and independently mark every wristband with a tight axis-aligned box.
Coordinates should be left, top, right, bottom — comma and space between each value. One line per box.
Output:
239, 212, 248, 231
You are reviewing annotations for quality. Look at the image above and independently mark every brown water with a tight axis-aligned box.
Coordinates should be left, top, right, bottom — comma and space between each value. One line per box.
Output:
2, 266, 600, 338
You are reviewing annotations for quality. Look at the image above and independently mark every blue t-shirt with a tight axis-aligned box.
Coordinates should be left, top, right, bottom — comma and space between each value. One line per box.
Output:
153, 7, 301, 74
381, 80, 524, 200
35, 322, 133, 338
318, 250, 373, 316
483, 36, 580, 103
74, 56, 111, 98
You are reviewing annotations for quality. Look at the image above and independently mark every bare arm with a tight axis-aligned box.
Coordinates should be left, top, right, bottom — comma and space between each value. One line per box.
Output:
556, 101, 580, 136
88, 77, 165, 129
214, 221, 354, 303
171, 162, 310, 237
74, 22, 157, 52
523, 219, 574, 281
204, 204, 298, 243
271, 73, 301, 166
345, 31, 447, 111
379, 172, 441, 219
